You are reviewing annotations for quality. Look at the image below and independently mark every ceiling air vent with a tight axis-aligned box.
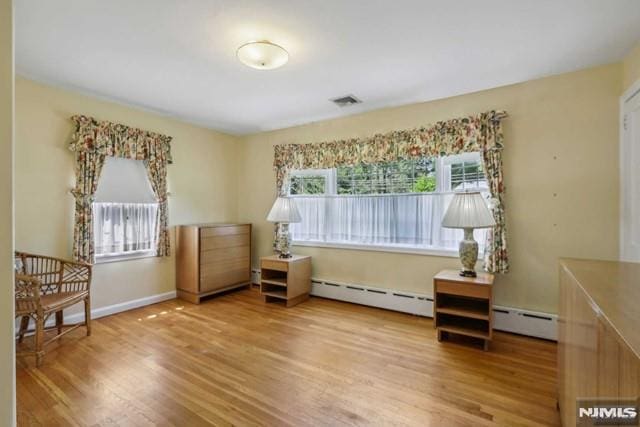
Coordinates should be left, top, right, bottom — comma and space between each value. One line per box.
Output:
331, 94, 362, 107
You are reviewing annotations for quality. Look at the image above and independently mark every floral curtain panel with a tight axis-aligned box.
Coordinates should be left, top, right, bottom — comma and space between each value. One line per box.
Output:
482, 149, 508, 273
143, 143, 171, 257
272, 110, 509, 273
69, 115, 173, 263
70, 151, 106, 263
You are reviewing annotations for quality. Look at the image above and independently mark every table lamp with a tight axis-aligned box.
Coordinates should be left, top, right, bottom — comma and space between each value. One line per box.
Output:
267, 197, 302, 258
442, 192, 496, 277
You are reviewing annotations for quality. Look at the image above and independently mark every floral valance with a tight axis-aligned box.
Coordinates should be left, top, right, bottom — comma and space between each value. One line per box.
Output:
273, 110, 506, 181
69, 115, 173, 163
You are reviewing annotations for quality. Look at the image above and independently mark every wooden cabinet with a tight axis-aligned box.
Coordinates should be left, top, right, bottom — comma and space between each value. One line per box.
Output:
433, 270, 494, 351
260, 255, 311, 307
558, 259, 640, 426
176, 223, 251, 304
621, 85, 640, 262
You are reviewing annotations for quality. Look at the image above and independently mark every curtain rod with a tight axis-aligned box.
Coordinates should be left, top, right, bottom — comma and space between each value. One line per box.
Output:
68, 189, 172, 197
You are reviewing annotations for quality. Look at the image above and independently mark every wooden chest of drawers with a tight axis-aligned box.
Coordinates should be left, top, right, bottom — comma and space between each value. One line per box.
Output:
176, 223, 251, 304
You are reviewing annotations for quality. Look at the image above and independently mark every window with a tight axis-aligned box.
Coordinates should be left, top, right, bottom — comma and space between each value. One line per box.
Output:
288, 152, 490, 254
289, 169, 333, 195
93, 158, 159, 261
336, 157, 436, 194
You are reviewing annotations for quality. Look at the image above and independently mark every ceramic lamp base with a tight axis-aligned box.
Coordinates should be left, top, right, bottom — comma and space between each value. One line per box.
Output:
276, 223, 292, 258
458, 228, 479, 278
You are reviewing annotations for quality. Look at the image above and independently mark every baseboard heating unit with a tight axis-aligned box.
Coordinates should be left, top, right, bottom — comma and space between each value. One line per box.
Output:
310, 278, 557, 341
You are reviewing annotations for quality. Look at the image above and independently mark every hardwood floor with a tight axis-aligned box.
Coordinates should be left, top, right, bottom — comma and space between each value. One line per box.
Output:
16, 287, 560, 426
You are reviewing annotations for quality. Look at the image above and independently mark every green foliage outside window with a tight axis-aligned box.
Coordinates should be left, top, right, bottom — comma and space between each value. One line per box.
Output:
289, 176, 326, 195
336, 158, 436, 195
289, 154, 485, 196
412, 175, 436, 192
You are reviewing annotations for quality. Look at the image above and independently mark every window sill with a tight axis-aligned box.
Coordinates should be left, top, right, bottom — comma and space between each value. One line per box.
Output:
292, 240, 469, 258
95, 251, 157, 264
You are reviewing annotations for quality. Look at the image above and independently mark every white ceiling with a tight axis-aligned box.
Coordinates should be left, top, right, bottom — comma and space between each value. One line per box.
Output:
15, 0, 640, 135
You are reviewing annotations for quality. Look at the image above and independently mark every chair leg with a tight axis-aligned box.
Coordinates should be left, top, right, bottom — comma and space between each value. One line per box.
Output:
35, 315, 45, 367
18, 316, 30, 343
84, 296, 91, 336
55, 310, 63, 335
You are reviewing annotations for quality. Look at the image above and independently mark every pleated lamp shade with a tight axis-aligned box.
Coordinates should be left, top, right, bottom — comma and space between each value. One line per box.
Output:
267, 197, 302, 223
442, 192, 496, 229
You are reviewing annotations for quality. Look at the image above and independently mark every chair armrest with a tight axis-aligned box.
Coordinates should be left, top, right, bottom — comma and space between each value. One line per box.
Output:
60, 259, 92, 293
15, 274, 43, 317
15, 274, 41, 300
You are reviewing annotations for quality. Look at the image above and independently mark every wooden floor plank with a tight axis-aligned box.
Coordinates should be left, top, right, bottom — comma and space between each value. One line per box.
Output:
17, 288, 560, 426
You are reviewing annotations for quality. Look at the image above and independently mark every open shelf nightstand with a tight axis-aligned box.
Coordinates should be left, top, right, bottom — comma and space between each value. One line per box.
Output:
434, 269, 494, 351
260, 255, 311, 307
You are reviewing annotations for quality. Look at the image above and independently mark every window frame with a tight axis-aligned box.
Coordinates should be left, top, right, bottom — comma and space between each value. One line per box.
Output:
291, 238, 461, 258
94, 247, 157, 264
442, 152, 487, 193
288, 168, 336, 195
287, 152, 489, 257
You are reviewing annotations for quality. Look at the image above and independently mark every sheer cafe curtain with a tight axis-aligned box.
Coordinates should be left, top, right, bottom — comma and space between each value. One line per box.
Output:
289, 193, 489, 251
93, 203, 159, 256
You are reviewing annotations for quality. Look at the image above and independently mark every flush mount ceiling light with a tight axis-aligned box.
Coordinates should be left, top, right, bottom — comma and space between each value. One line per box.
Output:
236, 40, 289, 70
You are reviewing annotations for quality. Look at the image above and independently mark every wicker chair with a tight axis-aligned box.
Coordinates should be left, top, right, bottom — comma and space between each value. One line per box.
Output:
15, 252, 92, 366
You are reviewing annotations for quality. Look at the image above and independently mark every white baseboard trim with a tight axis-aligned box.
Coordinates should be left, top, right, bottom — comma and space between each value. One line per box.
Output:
69, 290, 177, 324
15, 290, 177, 334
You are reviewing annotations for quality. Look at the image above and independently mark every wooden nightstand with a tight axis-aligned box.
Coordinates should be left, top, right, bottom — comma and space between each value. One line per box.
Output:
260, 255, 311, 307
433, 269, 494, 351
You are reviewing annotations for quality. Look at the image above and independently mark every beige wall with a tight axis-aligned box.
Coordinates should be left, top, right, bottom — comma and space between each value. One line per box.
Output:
0, 0, 15, 425
14, 56, 627, 318
623, 41, 640, 92
15, 77, 239, 313
238, 63, 622, 314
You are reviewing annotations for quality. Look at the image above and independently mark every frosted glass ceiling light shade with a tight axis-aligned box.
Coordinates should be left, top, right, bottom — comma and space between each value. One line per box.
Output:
237, 41, 289, 70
